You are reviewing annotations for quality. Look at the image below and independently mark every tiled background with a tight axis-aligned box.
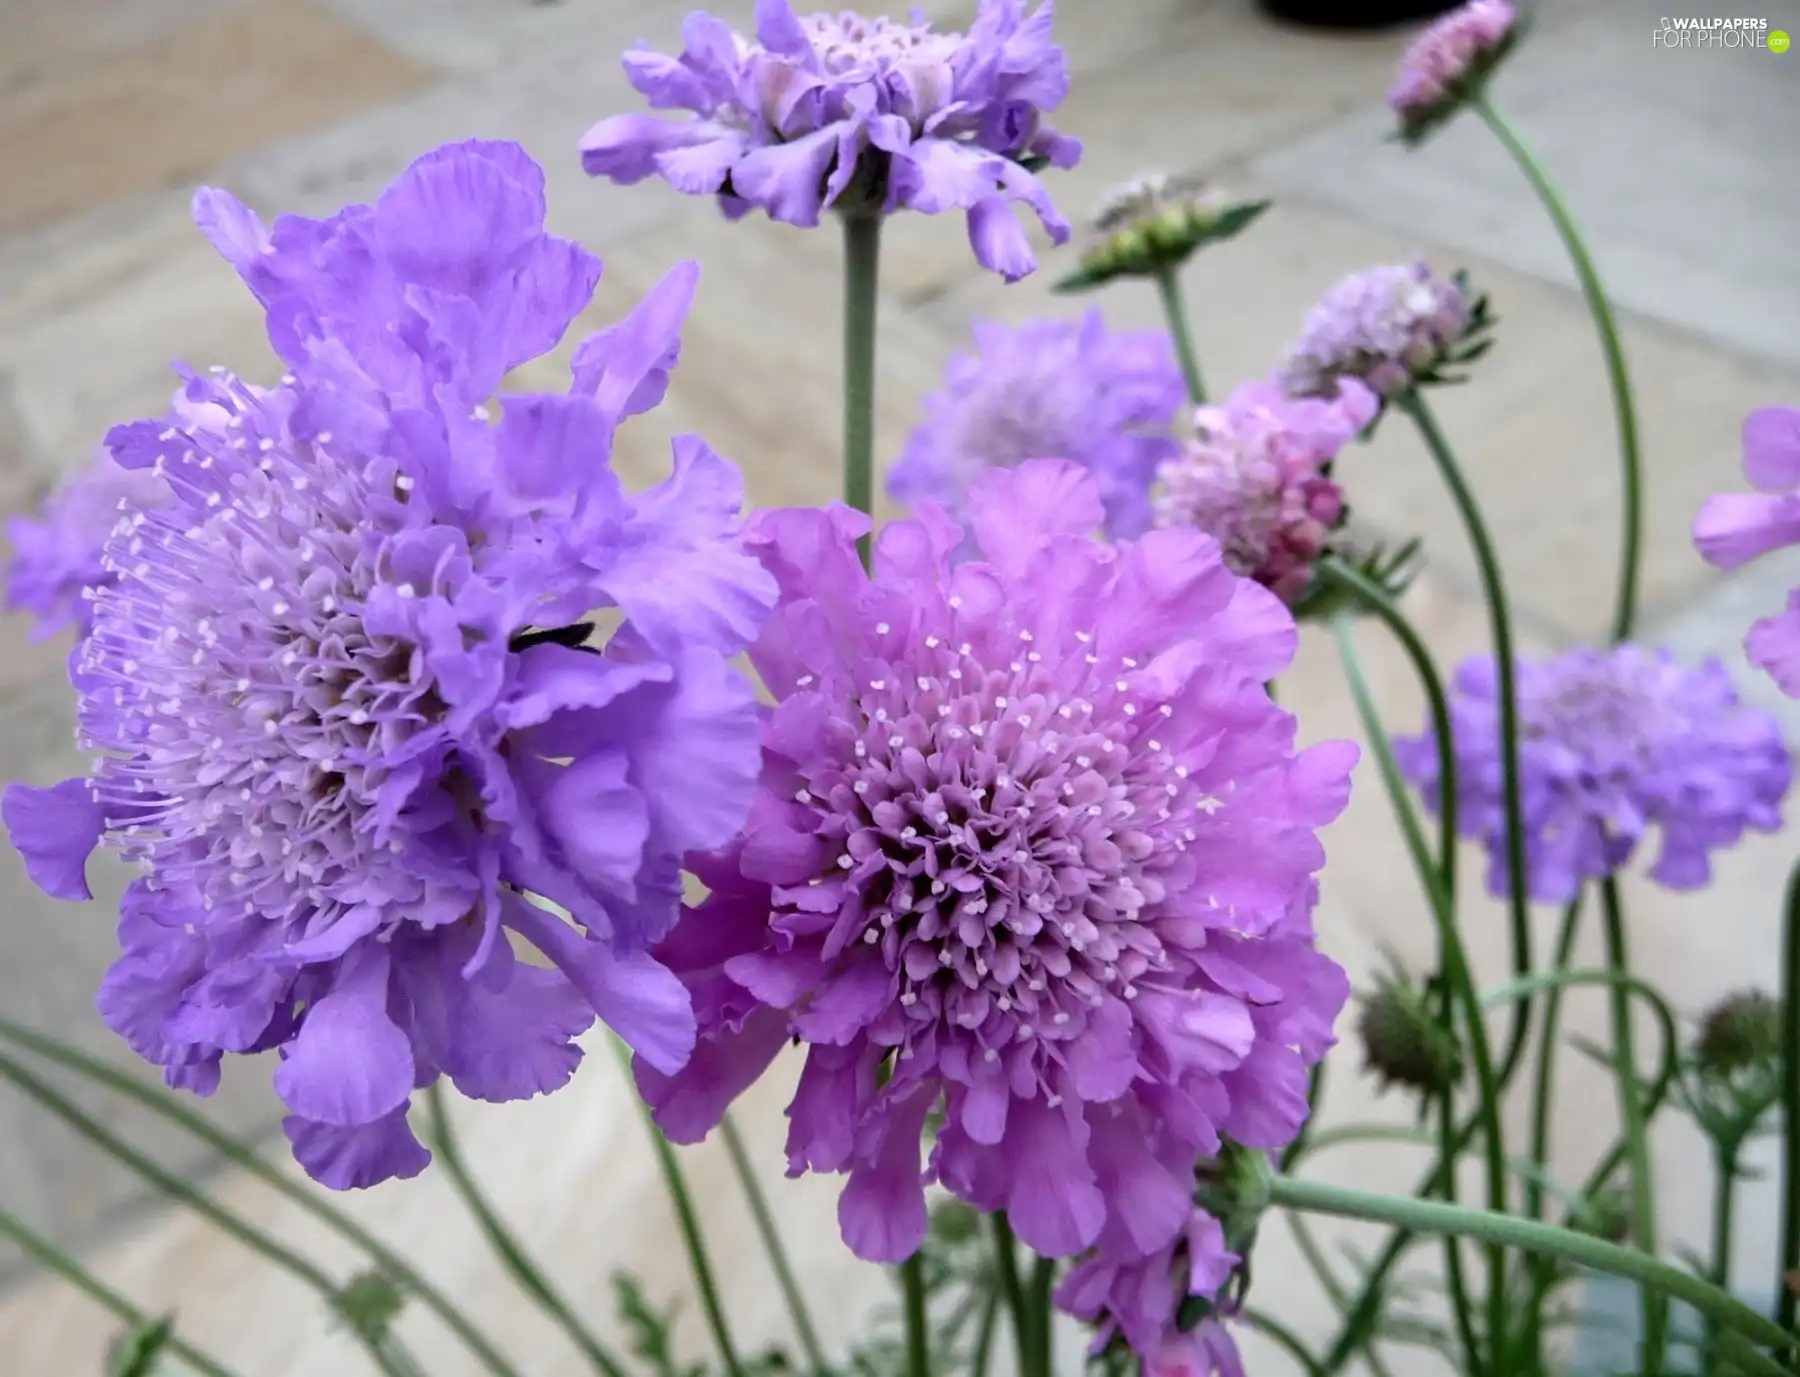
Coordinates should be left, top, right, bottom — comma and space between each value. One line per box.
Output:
0, 0, 1794, 1371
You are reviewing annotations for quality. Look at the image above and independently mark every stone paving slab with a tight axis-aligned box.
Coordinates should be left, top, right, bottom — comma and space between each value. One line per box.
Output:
0, 0, 431, 236
1252, 0, 1800, 371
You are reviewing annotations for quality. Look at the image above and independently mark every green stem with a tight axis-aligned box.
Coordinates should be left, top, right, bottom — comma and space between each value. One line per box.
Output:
1473, 94, 1642, 644
1706, 1143, 1742, 1370
969, 1282, 1002, 1377
0, 1205, 242, 1377
1519, 898, 1582, 1369
990, 1214, 1033, 1377
719, 1114, 826, 1373
1269, 1176, 1797, 1372
1401, 391, 1536, 1094
1779, 856, 1800, 1336
1333, 617, 1508, 1367
1243, 1306, 1326, 1377
841, 211, 882, 567
0, 1020, 520, 1377
1600, 878, 1665, 1376
423, 1086, 629, 1377
1152, 264, 1207, 405
900, 1252, 930, 1377
611, 1044, 743, 1377
0, 1050, 420, 1377
1028, 1255, 1055, 1377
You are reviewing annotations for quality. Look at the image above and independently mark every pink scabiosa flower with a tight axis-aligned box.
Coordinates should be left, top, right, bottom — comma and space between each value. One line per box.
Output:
1, 140, 778, 1190
1151, 379, 1377, 605
578, 2, 1081, 281
1058, 1209, 1244, 1377
887, 312, 1187, 552
1389, 1, 1521, 145
6, 450, 172, 639
1277, 262, 1490, 403
1693, 407, 1800, 696
637, 459, 1356, 1264
1396, 646, 1789, 903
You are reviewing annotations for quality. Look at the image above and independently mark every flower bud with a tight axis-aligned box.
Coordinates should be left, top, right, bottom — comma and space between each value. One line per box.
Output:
1057, 174, 1270, 292
1695, 990, 1784, 1078
1355, 968, 1464, 1098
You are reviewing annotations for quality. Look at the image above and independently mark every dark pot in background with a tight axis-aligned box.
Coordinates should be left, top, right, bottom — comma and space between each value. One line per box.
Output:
1257, 0, 1461, 28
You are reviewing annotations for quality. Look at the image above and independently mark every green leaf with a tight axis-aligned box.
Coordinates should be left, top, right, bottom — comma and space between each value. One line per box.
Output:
107, 1314, 177, 1377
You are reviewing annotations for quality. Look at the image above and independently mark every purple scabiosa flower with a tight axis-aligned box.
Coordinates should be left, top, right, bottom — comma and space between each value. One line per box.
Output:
1, 140, 778, 1190
635, 459, 1356, 1264
1057, 1209, 1244, 1377
6, 450, 172, 639
1396, 646, 1790, 903
578, 1, 1081, 281
1388, 1, 1520, 145
1693, 407, 1800, 696
1151, 379, 1377, 605
1277, 262, 1484, 402
887, 312, 1187, 553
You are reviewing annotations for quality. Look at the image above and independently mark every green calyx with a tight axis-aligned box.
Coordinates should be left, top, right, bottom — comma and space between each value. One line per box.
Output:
1056, 178, 1269, 293
1355, 967, 1465, 1099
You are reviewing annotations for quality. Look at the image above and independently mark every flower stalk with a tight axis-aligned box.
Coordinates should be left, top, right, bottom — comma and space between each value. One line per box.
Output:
1152, 264, 1207, 404
1472, 92, 1643, 643
1779, 856, 1800, 1337
842, 211, 883, 567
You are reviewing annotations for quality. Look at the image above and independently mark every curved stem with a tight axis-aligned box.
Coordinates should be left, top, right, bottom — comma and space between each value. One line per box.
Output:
1472, 94, 1642, 644
1332, 617, 1506, 1371
1600, 878, 1665, 1376
841, 212, 882, 567
0, 1204, 242, 1377
990, 1214, 1033, 1377
0, 1051, 421, 1377
1027, 1255, 1055, 1377
900, 1252, 930, 1377
1401, 391, 1536, 1094
0, 1019, 520, 1377
424, 1086, 629, 1377
1243, 1306, 1325, 1377
1706, 1143, 1742, 1370
611, 1045, 743, 1377
1778, 855, 1800, 1336
1152, 264, 1207, 405
1269, 1176, 1796, 1371
719, 1114, 826, 1372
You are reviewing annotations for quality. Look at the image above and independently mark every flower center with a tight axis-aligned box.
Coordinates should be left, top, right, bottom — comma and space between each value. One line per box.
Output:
79, 399, 457, 932
799, 14, 961, 75
785, 625, 1226, 1070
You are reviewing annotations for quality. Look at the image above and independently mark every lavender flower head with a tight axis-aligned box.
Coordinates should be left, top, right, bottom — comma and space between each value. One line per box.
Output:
888, 312, 1187, 551
637, 460, 1356, 1265
1152, 378, 1377, 605
1058, 1209, 1244, 1377
579, 1, 1081, 281
2, 140, 778, 1190
6, 450, 172, 639
1397, 645, 1790, 903
1693, 407, 1800, 696
1389, 1, 1520, 143
1277, 262, 1478, 402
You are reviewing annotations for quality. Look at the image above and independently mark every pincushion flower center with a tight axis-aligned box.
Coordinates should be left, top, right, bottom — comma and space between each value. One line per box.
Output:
83, 427, 447, 926
792, 624, 1225, 1062
800, 14, 961, 75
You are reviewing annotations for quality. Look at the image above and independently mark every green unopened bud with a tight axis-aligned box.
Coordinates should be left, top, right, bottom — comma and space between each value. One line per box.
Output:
927, 1197, 980, 1246
1695, 990, 1784, 1077
1355, 967, 1463, 1098
1571, 1184, 1631, 1245
1055, 174, 1270, 293
336, 1270, 406, 1343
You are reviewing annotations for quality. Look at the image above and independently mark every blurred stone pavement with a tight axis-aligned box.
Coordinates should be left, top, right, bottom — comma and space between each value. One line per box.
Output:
0, 0, 1794, 1371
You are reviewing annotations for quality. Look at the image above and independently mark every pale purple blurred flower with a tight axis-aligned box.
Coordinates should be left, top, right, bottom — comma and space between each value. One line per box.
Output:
1277, 262, 1475, 401
1396, 645, 1790, 902
636, 460, 1355, 1265
579, 1, 1081, 280
1152, 378, 1376, 604
3, 140, 777, 1190
1693, 406, 1800, 696
888, 312, 1187, 551
1389, 0, 1519, 139
6, 451, 172, 639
